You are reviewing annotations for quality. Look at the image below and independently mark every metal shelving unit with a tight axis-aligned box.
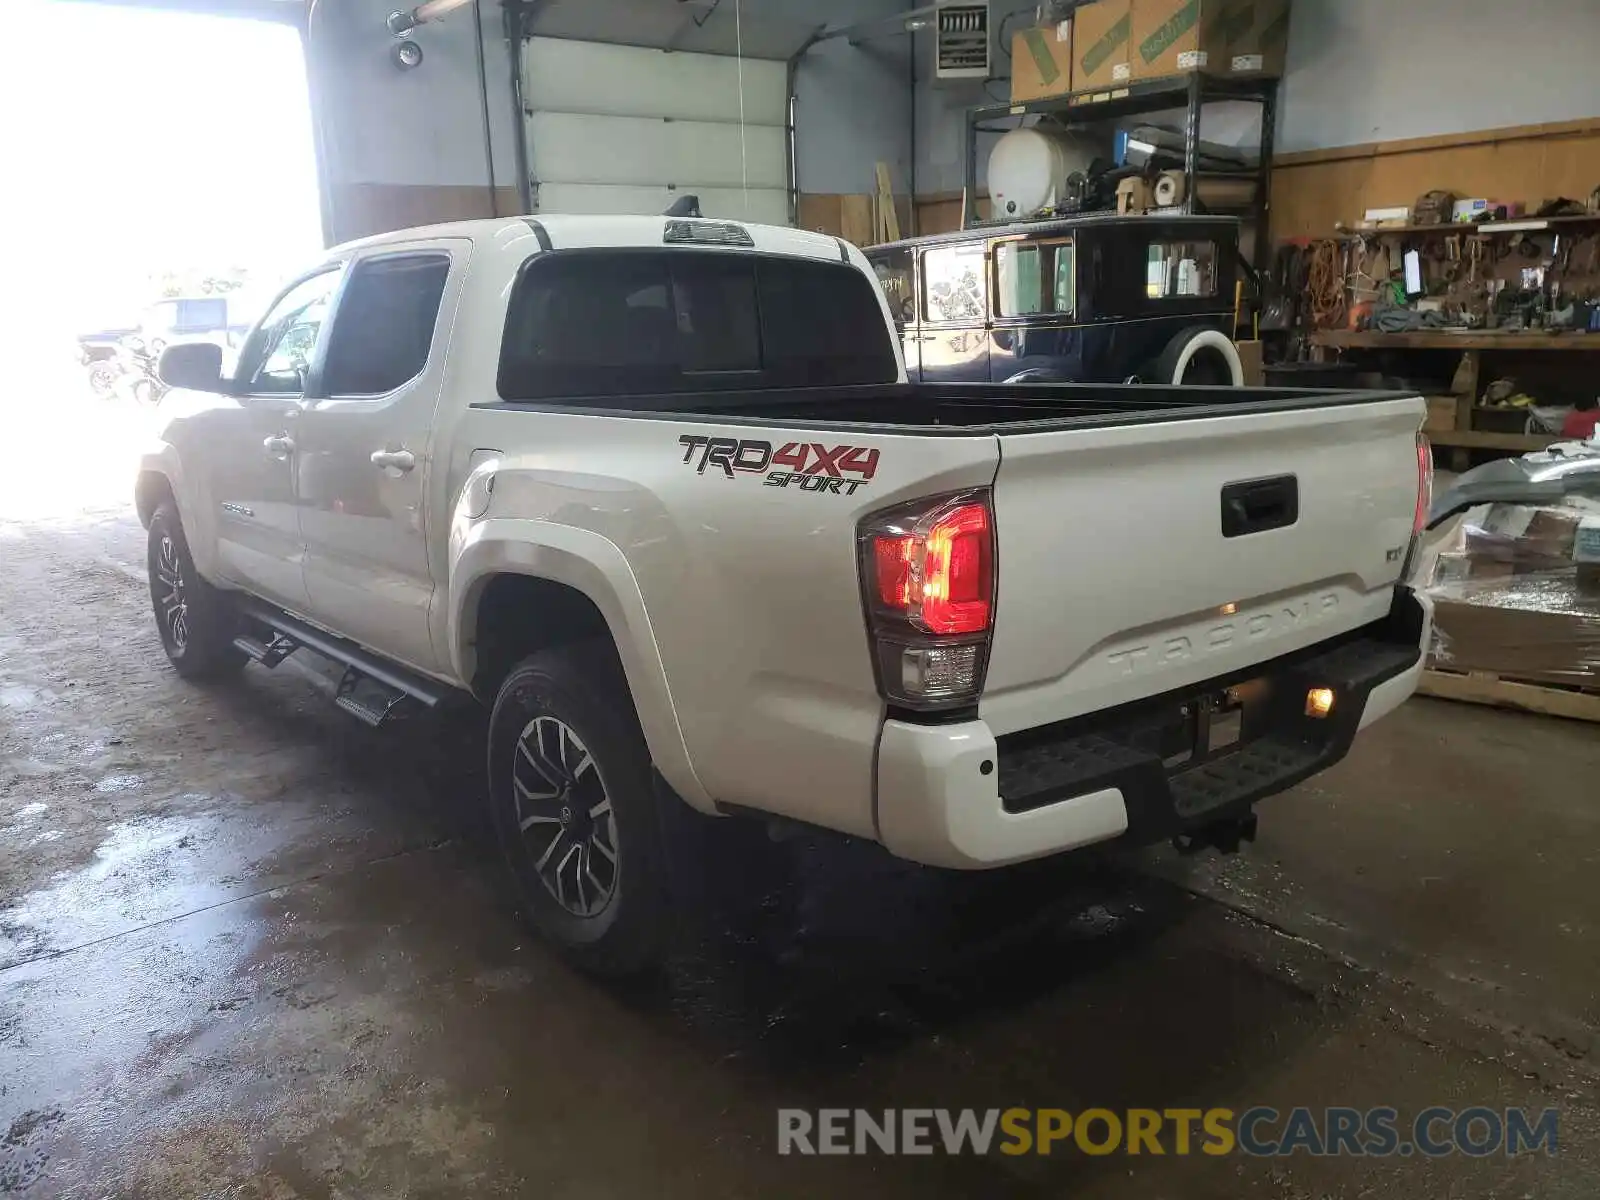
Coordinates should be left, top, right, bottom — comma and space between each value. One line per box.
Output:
961, 72, 1280, 270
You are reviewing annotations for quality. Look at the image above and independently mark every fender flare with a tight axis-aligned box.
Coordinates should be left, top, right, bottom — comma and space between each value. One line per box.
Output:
1159, 327, 1244, 386
448, 518, 715, 812
135, 448, 224, 582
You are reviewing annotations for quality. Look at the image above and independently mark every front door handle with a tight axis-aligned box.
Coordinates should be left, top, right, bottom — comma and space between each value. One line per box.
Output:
370, 448, 416, 472
263, 434, 294, 458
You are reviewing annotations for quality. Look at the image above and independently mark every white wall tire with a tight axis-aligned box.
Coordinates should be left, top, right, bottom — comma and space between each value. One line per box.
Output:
1162, 328, 1244, 387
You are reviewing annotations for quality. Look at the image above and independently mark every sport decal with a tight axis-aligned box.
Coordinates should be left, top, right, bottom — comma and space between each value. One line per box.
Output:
677, 435, 881, 496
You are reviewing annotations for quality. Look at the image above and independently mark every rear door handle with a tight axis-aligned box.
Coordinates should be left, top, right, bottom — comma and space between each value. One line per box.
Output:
263, 434, 294, 458
370, 448, 416, 472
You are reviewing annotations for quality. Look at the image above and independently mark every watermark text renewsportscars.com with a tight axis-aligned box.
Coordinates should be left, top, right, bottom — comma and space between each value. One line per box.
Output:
777, 1106, 1559, 1158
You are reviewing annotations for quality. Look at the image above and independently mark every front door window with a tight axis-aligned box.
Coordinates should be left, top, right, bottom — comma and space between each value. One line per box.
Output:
247, 270, 339, 395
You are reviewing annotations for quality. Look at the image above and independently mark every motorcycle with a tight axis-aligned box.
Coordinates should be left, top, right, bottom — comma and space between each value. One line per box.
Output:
110, 336, 168, 407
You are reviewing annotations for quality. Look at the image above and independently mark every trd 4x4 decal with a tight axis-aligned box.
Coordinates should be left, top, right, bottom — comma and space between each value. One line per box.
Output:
678, 435, 880, 496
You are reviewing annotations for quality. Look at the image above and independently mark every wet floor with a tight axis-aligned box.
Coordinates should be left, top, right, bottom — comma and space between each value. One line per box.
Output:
3, 459, 1600, 1195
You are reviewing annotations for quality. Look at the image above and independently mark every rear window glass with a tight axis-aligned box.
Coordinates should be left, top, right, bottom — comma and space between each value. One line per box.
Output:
497, 250, 898, 400
1146, 240, 1218, 298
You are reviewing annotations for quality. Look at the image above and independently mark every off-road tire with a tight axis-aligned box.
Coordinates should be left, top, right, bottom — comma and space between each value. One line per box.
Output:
487, 641, 672, 977
147, 502, 246, 681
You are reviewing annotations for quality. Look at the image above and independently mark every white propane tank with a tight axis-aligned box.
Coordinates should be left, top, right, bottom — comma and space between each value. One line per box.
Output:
987, 126, 1098, 220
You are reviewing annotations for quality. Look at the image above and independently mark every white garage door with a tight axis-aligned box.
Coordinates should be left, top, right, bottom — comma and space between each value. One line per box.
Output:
522, 37, 789, 226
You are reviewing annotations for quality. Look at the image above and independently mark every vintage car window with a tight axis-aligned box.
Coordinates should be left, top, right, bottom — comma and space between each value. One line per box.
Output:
1147, 240, 1218, 299
870, 248, 916, 327
921, 244, 986, 324
995, 240, 1075, 317
1052, 243, 1076, 313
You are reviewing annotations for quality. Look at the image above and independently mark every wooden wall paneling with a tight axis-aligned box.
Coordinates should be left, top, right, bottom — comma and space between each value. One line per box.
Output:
1272, 157, 1373, 239
328, 184, 524, 244
797, 193, 912, 246
913, 193, 990, 236
797, 193, 844, 237
1270, 118, 1600, 240
840, 195, 876, 247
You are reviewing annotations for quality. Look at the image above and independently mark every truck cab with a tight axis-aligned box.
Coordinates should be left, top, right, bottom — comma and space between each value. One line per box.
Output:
866, 213, 1243, 387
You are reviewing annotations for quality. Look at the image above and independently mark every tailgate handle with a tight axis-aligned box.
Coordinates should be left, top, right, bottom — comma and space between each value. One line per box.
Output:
1221, 475, 1299, 537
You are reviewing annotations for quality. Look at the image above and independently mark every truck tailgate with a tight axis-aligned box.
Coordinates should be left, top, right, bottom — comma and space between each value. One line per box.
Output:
980, 395, 1424, 736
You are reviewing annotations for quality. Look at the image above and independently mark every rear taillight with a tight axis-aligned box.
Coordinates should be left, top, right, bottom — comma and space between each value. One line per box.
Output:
1402, 433, 1434, 582
859, 491, 995, 709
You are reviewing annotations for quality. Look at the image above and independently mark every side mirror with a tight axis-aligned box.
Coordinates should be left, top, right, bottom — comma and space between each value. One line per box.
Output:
158, 342, 224, 392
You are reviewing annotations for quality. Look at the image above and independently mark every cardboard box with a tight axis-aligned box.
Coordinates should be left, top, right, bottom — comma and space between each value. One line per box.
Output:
1424, 396, 1457, 434
1575, 516, 1600, 565
1133, 0, 1232, 79
1429, 591, 1600, 689
1116, 176, 1153, 215
1011, 23, 1074, 103
1235, 339, 1263, 387
1131, 0, 1283, 79
1073, 0, 1133, 89
1233, 0, 1290, 76
1430, 553, 1514, 587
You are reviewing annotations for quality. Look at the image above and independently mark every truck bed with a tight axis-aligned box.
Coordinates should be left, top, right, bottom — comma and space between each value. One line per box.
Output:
481, 382, 1417, 433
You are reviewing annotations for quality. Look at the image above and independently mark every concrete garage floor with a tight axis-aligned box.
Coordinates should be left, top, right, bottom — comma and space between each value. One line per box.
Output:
4, 436, 1600, 1196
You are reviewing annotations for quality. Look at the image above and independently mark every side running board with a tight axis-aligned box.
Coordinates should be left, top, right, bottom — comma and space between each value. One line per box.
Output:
232, 598, 449, 727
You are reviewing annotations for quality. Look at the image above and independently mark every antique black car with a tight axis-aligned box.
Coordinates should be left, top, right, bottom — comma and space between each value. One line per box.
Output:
865, 213, 1243, 386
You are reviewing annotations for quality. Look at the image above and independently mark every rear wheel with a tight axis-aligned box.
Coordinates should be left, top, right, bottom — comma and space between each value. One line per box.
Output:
487, 642, 672, 976
147, 502, 246, 680
1178, 347, 1232, 386
1154, 327, 1243, 387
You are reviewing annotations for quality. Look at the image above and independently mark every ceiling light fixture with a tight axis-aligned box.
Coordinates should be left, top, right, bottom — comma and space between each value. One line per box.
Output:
392, 39, 424, 69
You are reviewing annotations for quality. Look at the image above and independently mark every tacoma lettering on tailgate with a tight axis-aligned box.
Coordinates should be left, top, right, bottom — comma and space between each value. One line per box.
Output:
1105, 593, 1341, 677
678, 435, 880, 496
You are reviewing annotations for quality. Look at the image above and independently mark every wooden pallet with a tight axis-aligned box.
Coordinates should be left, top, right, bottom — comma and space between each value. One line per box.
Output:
1418, 668, 1600, 724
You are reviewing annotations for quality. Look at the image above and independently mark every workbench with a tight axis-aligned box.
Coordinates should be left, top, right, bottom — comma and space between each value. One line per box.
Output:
1308, 330, 1598, 468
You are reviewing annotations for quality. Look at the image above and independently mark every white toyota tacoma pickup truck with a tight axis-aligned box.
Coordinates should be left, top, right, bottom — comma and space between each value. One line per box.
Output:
139, 214, 1433, 974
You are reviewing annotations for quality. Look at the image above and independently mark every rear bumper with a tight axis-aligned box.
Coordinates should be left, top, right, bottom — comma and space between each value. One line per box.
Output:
875, 589, 1430, 869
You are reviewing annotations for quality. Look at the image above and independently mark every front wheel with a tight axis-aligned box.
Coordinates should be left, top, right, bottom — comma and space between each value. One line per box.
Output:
487, 643, 672, 976
147, 502, 246, 681
87, 360, 119, 397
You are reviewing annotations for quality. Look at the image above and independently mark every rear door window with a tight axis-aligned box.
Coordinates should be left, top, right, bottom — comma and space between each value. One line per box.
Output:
1147, 240, 1218, 298
322, 253, 451, 396
994, 239, 1075, 317
498, 250, 897, 399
